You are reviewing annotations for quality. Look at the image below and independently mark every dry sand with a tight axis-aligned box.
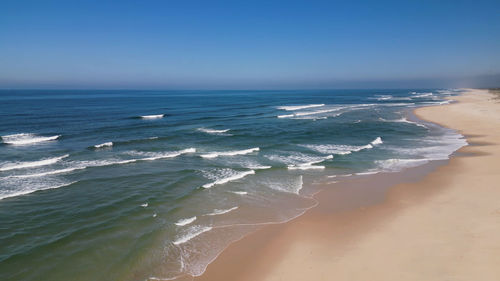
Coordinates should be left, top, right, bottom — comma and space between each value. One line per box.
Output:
195, 89, 500, 281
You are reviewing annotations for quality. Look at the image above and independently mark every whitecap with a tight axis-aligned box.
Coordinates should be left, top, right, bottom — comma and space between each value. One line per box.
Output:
141, 114, 165, 119
93, 142, 113, 149
1, 133, 60, 145
200, 147, 259, 159
197, 128, 231, 135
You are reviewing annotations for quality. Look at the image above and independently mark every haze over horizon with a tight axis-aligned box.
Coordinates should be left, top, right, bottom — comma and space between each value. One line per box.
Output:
1, 0, 499, 89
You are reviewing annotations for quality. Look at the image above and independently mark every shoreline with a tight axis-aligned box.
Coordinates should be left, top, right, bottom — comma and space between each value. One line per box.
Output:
194, 89, 500, 281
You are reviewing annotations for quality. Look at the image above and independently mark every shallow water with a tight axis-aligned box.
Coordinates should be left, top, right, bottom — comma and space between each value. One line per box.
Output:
0, 89, 466, 280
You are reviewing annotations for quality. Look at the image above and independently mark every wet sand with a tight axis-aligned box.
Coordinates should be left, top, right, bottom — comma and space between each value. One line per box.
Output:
195, 89, 500, 281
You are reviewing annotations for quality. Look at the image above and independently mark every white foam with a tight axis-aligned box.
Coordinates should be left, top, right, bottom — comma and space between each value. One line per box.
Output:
380, 117, 427, 128
230, 191, 248, 195
94, 142, 113, 148
300, 137, 381, 156
6, 167, 84, 178
266, 175, 303, 195
172, 225, 213, 245
197, 128, 231, 135
277, 104, 325, 111
0, 155, 69, 172
287, 155, 333, 170
127, 148, 196, 161
141, 203, 148, 208
141, 114, 165, 119
411, 92, 433, 97
202, 170, 255, 188
355, 171, 379, 176
371, 137, 383, 145
0, 179, 76, 200
1, 133, 60, 145
175, 216, 197, 226
277, 108, 343, 118
376, 158, 430, 172
205, 206, 239, 216
200, 147, 259, 159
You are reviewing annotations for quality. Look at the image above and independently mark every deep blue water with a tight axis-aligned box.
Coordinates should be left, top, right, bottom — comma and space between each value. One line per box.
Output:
0, 89, 466, 280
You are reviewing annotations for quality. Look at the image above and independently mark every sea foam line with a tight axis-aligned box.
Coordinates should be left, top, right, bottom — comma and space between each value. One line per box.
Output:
277, 108, 342, 118
301, 137, 383, 155
0, 155, 69, 172
200, 147, 259, 159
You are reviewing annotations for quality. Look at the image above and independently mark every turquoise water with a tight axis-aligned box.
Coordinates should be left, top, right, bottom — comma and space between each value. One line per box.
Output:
0, 89, 466, 280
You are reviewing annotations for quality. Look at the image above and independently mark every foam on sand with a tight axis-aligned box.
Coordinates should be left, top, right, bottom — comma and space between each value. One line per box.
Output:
200, 147, 259, 159
140, 114, 165, 119
93, 142, 113, 149
376, 158, 430, 172
0, 155, 69, 172
202, 170, 255, 188
175, 216, 197, 226
205, 206, 239, 216
172, 225, 213, 245
265, 175, 303, 195
1, 133, 60, 145
277, 104, 325, 111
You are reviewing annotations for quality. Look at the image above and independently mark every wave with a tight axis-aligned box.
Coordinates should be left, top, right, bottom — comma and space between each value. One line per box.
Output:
202, 170, 255, 188
93, 142, 113, 149
197, 128, 231, 135
1, 133, 60, 145
0, 155, 69, 172
376, 158, 430, 172
355, 171, 379, 176
0, 179, 76, 200
277, 104, 325, 111
287, 155, 333, 170
379, 117, 427, 128
200, 147, 259, 159
300, 137, 382, 156
141, 203, 148, 207
410, 92, 433, 97
6, 167, 84, 178
277, 107, 343, 119
172, 225, 213, 245
266, 175, 303, 195
175, 216, 197, 226
140, 114, 165, 119
205, 206, 239, 216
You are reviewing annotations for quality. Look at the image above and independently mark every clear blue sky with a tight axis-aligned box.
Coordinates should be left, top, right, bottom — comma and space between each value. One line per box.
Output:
1, 0, 499, 89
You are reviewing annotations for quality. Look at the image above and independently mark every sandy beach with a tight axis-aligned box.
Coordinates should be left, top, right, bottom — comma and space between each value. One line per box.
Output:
196, 89, 500, 281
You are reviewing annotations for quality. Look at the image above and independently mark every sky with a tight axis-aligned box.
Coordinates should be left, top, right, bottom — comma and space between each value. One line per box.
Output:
1, 0, 499, 89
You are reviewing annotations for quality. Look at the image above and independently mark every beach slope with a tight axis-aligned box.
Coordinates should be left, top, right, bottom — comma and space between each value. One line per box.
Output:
196, 89, 500, 281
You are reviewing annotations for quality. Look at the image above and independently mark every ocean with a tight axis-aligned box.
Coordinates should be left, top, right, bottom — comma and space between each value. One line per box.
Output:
0, 89, 466, 280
